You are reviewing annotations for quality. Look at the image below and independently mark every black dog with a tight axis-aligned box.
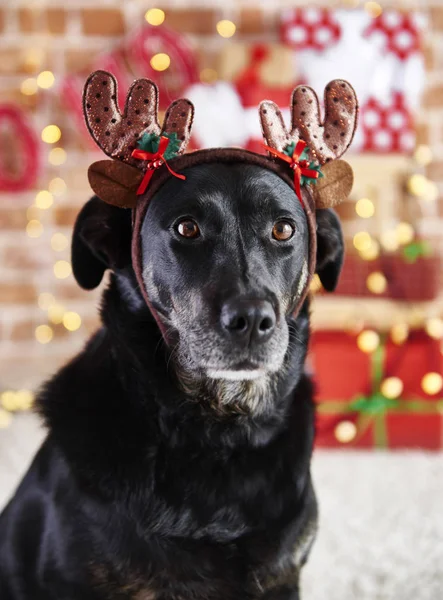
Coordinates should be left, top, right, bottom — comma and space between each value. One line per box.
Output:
0, 163, 343, 599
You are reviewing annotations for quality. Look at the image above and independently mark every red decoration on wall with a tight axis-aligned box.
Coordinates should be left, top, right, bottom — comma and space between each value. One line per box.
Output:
128, 24, 199, 108
0, 105, 39, 192
364, 10, 422, 61
361, 92, 415, 153
280, 7, 341, 51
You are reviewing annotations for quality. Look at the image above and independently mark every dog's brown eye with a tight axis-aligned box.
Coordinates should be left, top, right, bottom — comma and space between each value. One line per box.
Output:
177, 219, 200, 239
272, 220, 294, 241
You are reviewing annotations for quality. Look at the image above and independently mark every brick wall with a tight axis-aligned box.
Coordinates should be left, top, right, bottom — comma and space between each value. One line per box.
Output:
1, 0, 442, 391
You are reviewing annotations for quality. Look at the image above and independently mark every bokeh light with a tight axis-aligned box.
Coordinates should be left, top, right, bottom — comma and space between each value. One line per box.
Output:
355, 198, 375, 218
35, 325, 53, 344
49, 148, 67, 166
20, 78, 38, 96
380, 377, 403, 399
334, 421, 357, 443
51, 233, 69, 252
42, 125, 61, 144
357, 330, 380, 353
35, 190, 53, 209
150, 53, 171, 71
37, 71, 55, 89
26, 220, 43, 238
145, 8, 165, 26
216, 20, 236, 38
63, 312, 82, 332
421, 372, 443, 395
53, 260, 72, 279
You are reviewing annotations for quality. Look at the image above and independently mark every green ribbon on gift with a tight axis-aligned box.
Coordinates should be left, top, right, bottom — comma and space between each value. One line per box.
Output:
317, 339, 443, 448
402, 240, 432, 263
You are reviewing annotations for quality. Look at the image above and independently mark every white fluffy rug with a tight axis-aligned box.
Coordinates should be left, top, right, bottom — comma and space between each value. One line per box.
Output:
1, 414, 442, 600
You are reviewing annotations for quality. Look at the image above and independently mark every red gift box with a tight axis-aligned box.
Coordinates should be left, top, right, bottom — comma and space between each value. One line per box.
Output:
310, 330, 443, 449
335, 250, 441, 301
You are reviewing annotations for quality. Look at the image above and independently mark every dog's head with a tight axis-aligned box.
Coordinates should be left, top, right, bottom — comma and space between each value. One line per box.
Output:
72, 163, 343, 385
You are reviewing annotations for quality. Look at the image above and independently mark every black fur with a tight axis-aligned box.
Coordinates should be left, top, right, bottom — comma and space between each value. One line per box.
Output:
0, 164, 344, 599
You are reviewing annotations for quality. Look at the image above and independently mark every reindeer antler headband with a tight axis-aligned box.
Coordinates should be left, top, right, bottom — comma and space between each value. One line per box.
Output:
83, 70, 358, 328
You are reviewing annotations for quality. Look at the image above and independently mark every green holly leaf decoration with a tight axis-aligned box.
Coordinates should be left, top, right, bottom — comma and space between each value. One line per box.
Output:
283, 142, 323, 187
349, 393, 400, 415
301, 161, 323, 186
137, 132, 181, 160
402, 241, 432, 263
284, 141, 310, 162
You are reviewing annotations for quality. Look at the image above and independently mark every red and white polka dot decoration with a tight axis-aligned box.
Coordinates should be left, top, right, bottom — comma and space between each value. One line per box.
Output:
281, 8, 341, 52
364, 10, 421, 61
362, 92, 415, 153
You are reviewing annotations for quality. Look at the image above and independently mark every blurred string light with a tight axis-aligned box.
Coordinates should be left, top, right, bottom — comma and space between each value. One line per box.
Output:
38, 292, 55, 310
391, 323, 409, 345
48, 303, 65, 324
353, 231, 372, 252
37, 70, 55, 89
54, 260, 72, 279
51, 233, 69, 252
35, 190, 53, 209
366, 271, 387, 294
355, 197, 375, 219
49, 148, 67, 166
425, 317, 443, 340
1, 390, 33, 412
334, 420, 357, 443
358, 238, 380, 261
407, 174, 438, 202
150, 53, 170, 71
364, 2, 383, 18
421, 372, 443, 395
216, 20, 236, 38
357, 330, 380, 353
63, 312, 82, 332
48, 177, 66, 196
396, 221, 414, 245
414, 145, 433, 166
20, 78, 38, 96
42, 125, 61, 144
145, 8, 165, 26
380, 377, 403, 399
35, 324, 53, 344
26, 219, 43, 238
380, 229, 399, 252
200, 68, 218, 84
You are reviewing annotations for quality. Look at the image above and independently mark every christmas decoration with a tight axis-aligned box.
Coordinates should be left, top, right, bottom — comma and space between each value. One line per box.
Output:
0, 105, 40, 192
312, 330, 443, 450
279, 7, 425, 154
335, 249, 441, 301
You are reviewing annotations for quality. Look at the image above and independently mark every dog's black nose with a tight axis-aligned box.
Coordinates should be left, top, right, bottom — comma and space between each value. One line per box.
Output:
220, 298, 276, 344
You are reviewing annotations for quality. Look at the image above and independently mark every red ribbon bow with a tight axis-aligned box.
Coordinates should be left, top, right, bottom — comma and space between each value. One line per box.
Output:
262, 140, 320, 207
131, 136, 186, 196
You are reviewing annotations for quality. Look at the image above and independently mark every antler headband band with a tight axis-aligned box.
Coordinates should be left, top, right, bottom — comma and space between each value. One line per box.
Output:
82, 70, 358, 331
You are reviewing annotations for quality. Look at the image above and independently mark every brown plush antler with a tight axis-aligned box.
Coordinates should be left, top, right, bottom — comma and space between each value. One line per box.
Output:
260, 79, 358, 165
260, 79, 358, 209
83, 71, 194, 207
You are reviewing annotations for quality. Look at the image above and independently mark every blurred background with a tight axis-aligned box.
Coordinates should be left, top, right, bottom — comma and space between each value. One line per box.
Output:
0, 1, 442, 598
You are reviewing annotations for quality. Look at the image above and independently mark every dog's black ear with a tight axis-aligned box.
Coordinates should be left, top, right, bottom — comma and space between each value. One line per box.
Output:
315, 208, 344, 292
71, 196, 132, 290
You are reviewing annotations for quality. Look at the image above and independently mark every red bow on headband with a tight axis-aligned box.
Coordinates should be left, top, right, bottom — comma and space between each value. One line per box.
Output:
131, 135, 186, 195
262, 140, 321, 207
